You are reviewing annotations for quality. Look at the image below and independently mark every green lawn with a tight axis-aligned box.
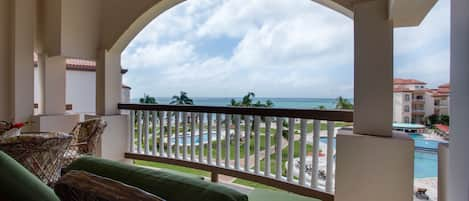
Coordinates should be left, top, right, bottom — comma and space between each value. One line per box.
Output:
133, 120, 346, 190
135, 160, 210, 177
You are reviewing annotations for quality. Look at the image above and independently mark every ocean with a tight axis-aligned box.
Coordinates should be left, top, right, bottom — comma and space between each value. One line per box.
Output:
131, 97, 347, 109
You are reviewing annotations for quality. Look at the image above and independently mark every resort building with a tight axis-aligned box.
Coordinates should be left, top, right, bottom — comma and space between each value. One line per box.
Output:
33, 58, 131, 116
431, 83, 450, 116
393, 78, 450, 124
1, 1, 468, 201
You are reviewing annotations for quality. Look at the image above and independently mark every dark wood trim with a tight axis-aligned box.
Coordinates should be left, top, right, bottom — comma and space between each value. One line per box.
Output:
118, 103, 353, 122
125, 153, 334, 201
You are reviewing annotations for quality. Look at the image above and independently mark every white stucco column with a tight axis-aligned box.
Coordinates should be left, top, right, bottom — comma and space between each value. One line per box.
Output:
31, 55, 80, 133
335, 1, 414, 201
44, 56, 66, 114
10, 0, 35, 124
36, 53, 46, 114
353, 0, 393, 137
96, 49, 122, 115
94, 49, 129, 163
448, 0, 469, 200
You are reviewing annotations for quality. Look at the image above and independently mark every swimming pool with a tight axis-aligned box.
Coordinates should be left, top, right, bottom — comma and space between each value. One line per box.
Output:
409, 133, 441, 150
170, 133, 217, 146
320, 135, 440, 178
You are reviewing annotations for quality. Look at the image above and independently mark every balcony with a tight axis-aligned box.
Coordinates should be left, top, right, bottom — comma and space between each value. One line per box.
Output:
1, 0, 468, 201
118, 103, 353, 201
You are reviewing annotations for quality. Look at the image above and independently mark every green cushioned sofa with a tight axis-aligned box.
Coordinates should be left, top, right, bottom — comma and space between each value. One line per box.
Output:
0, 151, 317, 201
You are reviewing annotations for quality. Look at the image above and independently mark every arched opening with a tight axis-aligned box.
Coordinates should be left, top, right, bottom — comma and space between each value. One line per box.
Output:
117, 1, 354, 200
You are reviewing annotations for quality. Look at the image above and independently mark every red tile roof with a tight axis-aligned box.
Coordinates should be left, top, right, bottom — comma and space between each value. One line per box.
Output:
435, 124, 449, 133
33, 57, 128, 73
393, 87, 412, 92
394, 78, 427, 85
65, 58, 96, 72
433, 83, 450, 97
438, 83, 450, 88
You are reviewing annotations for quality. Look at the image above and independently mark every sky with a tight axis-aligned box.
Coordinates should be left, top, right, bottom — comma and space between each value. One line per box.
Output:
122, 0, 450, 99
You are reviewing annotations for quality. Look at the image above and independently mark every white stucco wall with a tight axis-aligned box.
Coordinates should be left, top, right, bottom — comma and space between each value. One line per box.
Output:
393, 92, 412, 123
424, 92, 435, 118
35, 68, 130, 115
393, 93, 403, 122
66, 70, 96, 114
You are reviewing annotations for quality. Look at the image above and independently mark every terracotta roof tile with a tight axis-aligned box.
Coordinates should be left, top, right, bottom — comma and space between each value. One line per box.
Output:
394, 78, 427, 85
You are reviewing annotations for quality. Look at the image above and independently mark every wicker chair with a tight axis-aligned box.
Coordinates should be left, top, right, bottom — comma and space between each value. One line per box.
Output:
63, 119, 107, 167
0, 132, 72, 185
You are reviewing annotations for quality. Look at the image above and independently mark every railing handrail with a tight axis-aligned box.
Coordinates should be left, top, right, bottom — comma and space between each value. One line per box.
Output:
118, 103, 353, 122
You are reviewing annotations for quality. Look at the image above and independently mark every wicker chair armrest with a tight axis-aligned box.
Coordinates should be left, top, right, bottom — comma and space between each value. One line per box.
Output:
54, 170, 165, 201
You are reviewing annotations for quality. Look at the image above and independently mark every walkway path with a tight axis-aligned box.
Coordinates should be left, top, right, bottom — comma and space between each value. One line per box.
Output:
219, 136, 289, 183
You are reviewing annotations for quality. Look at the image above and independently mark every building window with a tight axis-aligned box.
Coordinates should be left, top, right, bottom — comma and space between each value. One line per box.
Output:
404, 117, 410, 123
405, 94, 410, 101
404, 106, 410, 112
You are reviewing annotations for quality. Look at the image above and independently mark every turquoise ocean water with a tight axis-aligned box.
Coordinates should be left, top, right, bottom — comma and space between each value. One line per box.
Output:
132, 97, 344, 109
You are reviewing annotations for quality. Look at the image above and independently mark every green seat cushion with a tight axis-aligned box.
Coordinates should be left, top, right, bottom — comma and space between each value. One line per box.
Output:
248, 189, 320, 201
65, 156, 248, 201
0, 151, 60, 201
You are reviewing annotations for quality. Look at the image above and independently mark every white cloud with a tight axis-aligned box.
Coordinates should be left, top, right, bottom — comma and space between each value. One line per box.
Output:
395, 49, 450, 88
122, 0, 449, 99
123, 41, 197, 70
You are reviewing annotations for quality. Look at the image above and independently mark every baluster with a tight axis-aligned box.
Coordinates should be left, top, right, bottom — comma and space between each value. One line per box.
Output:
225, 115, 231, 168
311, 120, 320, 188
287, 118, 295, 182
254, 116, 261, 174
275, 117, 283, 179
207, 114, 213, 165
191, 113, 196, 161
264, 117, 271, 177
167, 111, 172, 158
299, 119, 307, 186
159, 111, 164, 156
216, 114, 222, 166
144, 111, 150, 154
199, 113, 205, 163
182, 112, 187, 160
129, 110, 135, 153
137, 111, 142, 154
174, 112, 180, 159
234, 115, 240, 170
152, 111, 157, 155
244, 115, 251, 172
326, 121, 335, 192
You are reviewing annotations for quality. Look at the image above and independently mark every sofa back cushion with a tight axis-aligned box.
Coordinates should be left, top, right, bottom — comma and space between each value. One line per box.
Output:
66, 157, 248, 201
0, 151, 60, 201
55, 170, 165, 201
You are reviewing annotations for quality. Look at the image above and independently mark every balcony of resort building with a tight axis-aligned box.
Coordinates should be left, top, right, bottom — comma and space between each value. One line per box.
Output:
0, 1, 468, 201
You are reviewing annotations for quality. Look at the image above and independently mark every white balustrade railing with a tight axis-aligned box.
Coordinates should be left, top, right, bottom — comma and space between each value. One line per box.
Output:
120, 104, 353, 201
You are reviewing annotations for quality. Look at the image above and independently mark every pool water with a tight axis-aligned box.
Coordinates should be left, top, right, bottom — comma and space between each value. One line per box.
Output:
320, 134, 440, 178
409, 133, 441, 150
170, 133, 216, 146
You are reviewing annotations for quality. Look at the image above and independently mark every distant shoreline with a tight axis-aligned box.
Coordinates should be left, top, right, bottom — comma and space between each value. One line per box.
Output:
131, 97, 354, 109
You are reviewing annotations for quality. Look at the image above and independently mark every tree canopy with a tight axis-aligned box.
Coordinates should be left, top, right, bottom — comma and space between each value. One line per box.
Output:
139, 94, 157, 104
170, 91, 194, 105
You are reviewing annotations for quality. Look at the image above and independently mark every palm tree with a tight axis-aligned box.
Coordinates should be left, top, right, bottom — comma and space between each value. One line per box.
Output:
139, 94, 157, 104
317, 105, 326, 110
170, 91, 194, 105
229, 99, 240, 107
241, 92, 255, 106
335, 96, 353, 109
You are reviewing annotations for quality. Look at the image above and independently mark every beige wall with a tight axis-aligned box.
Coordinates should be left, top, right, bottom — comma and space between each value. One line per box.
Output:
0, 0, 11, 120
449, 0, 469, 199
353, 0, 393, 136
11, 0, 35, 123
61, 0, 100, 59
